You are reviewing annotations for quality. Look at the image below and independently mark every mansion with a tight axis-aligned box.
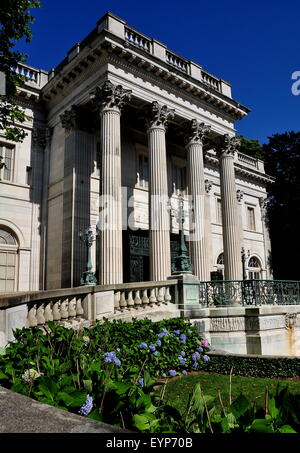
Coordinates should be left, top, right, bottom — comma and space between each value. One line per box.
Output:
0, 12, 273, 293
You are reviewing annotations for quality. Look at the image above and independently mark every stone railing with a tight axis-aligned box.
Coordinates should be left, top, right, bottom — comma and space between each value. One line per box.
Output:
12, 63, 48, 89
113, 280, 177, 312
237, 152, 258, 168
201, 69, 221, 91
166, 51, 188, 73
124, 27, 151, 52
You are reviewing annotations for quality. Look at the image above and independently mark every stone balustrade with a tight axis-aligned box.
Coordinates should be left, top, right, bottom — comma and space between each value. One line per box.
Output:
166, 51, 188, 73
124, 27, 151, 52
12, 63, 48, 89
237, 152, 258, 168
201, 70, 221, 91
113, 281, 176, 312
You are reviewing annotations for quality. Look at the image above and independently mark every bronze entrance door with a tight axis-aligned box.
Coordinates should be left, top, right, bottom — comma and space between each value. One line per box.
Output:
123, 231, 150, 282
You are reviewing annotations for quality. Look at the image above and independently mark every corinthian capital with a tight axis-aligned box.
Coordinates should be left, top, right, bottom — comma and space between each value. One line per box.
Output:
216, 134, 241, 158
145, 101, 175, 130
90, 80, 132, 113
60, 105, 81, 132
183, 119, 211, 147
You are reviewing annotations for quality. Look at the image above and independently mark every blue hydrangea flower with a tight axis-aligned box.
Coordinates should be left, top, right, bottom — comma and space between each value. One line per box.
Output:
114, 357, 121, 366
179, 334, 186, 344
153, 351, 158, 357
193, 361, 199, 368
149, 344, 156, 352
169, 370, 177, 377
181, 351, 186, 357
156, 339, 162, 347
138, 378, 144, 387
197, 347, 203, 353
173, 329, 180, 335
162, 328, 169, 334
182, 370, 188, 375
157, 332, 165, 339
203, 355, 210, 362
103, 351, 117, 363
192, 351, 200, 362
79, 394, 93, 416
139, 342, 148, 349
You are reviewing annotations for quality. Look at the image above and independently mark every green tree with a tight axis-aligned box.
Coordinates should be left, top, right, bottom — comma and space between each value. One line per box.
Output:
263, 131, 300, 279
237, 135, 264, 160
0, 0, 41, 142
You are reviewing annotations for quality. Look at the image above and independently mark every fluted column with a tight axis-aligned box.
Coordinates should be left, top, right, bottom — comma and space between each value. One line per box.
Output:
146, 102, 174, 281
204, 179, 213, 275
90, 81, 132, 285
259, 197, 273, 278
216, 135, 242, 281
184, 120, 211, 281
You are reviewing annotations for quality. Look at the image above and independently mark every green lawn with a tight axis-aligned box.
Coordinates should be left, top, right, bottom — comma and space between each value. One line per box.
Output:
164, 371, 300, 413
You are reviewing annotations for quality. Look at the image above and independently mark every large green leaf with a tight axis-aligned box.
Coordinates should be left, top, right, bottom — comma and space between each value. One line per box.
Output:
269, 397, 279, 419
250, 419, 274, 433
278, 425, 297, 433
230, 394, 250, 419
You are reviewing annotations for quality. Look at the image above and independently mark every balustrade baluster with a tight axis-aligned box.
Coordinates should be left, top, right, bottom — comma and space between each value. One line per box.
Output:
149, 288, 157, 305
68, 297, 77, 318
53, 300, 61, 321
76, 298, 84, 317
164, 286, 171, 304
44, 302, 54, 322
114, 291, 121, 310
36, 303, 45, 325
157, 287, 164, 305
142, 289, 149, 306
127, 290, 135, 309
27, 304, 38, 327
119, 291, 127, 310
134, 290, 142, 307
60, 298, 69, 319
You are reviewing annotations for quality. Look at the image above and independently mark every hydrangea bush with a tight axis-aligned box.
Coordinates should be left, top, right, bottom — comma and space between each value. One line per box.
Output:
0, 317, 211, 430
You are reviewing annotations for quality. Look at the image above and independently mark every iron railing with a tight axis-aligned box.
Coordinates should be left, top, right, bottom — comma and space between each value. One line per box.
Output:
198, 280, 300, 307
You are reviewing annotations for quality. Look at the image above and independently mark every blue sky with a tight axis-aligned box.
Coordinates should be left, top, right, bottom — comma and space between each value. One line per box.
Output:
16, 0, 300, 144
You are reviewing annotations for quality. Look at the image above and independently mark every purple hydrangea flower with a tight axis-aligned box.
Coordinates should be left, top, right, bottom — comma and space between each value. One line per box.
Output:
173, 329, 180, 335
149, 344, 156, 352
156, 339, 162, 347
139, 342, 148, 349
169, 370, 177, 377
179, 334, 186, 344
138, 378, 144, 387
203, 355, 210, 362
79, 394, 93, 416
114, 357, 121, 367
182, 370, 188, 375
197, 347, 203, 353
153, 351, 158, 357
193, 361, 199, 368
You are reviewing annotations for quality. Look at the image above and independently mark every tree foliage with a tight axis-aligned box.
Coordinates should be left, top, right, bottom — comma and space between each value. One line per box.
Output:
262, 131, 300, 279
0, 0, 41, 142
237, 135, 264, 160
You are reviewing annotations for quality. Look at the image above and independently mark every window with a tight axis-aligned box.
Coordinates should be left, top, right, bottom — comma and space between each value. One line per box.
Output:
247, 207, 256, 231
248, 256, 262, 279
172, 165, 186, 196
0, 144, 14, 182
216, 198, 222, 224
0, 228, 18, 293
137, 153, 149, 189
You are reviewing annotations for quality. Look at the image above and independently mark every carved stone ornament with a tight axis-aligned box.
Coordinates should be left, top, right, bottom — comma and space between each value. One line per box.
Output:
60, 105, 81, 132
236, 190, 244, 202
259, 197, 269, 210
32, 127, 53, 148
145, 101, 175, 130
216, 134, 241, 158
285, 313, 297, 329
205, 179, 213, 194
90, 80, 132, 112
183, 119, 211, 146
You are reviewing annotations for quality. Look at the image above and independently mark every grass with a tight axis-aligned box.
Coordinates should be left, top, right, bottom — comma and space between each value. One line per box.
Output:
164, 371, 300, 413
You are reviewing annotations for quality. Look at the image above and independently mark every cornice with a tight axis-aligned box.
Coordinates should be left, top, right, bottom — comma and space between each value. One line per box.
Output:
41, 33, 248, 121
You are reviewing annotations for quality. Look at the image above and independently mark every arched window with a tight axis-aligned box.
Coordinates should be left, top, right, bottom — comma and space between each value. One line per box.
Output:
0, 227, 18, 292
248, 256, 262, 280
